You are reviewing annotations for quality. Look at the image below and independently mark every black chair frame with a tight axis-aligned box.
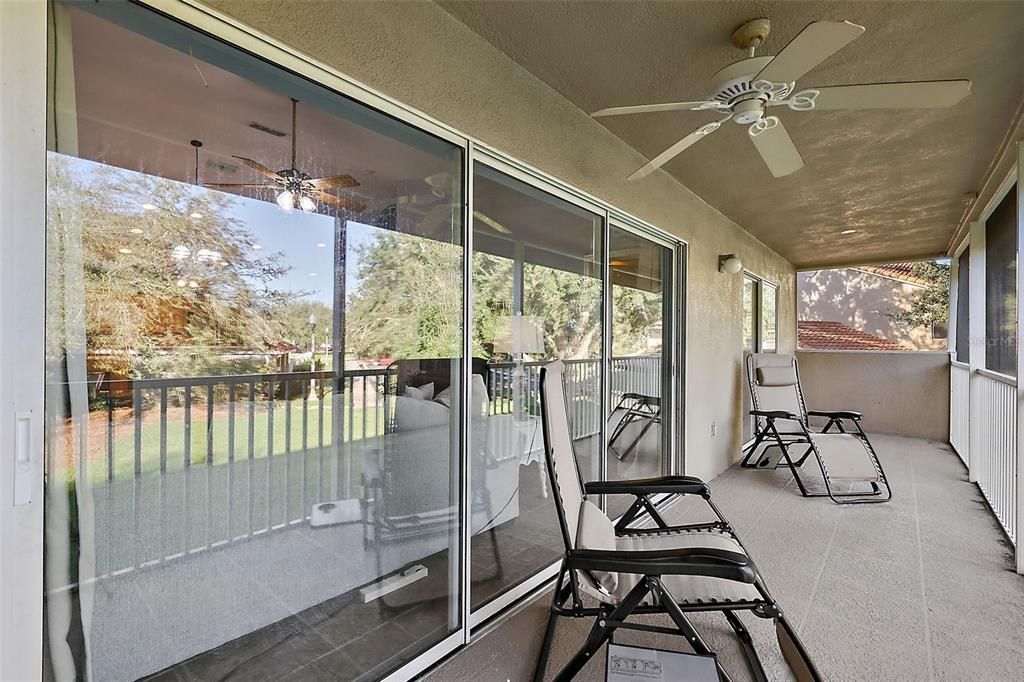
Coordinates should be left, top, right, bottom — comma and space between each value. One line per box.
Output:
741, 355, 892, 504
535, 366, 821, 682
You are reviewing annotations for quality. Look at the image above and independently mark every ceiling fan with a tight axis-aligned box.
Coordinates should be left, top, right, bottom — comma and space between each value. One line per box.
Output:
592, 18, 972, 181
207, 98, 366, 213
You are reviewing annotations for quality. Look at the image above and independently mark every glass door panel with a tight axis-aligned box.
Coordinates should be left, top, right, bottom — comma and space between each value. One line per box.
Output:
606, 226, 673, 517
470, 164, 603, 609
44, 3, 463, 680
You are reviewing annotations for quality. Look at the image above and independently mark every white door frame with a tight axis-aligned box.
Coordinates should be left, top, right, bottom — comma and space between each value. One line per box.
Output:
0, 0, 47, 679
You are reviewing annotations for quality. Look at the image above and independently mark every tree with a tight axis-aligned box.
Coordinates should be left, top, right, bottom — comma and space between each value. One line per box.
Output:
47, 155, 297, 378
890, 260, 950, 329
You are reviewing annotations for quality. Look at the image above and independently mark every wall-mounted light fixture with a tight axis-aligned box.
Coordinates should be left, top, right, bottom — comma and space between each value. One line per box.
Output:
718, 254, 743, 274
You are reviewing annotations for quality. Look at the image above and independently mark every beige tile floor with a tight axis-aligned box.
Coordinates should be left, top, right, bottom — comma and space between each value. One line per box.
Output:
429, 434, 1024, 681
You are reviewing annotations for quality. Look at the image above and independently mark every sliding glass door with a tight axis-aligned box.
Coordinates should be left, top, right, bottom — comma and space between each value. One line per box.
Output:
469, 161, 604, 610
34, 2, 686, 679
45, 3, 464, 680
606, 225, 676, 516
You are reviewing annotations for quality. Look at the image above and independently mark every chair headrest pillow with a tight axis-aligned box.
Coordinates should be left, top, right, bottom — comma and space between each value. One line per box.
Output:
757, 365, 797, 387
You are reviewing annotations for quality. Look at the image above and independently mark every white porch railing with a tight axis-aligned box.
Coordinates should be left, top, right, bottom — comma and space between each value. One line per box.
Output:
949, 361, 970, 466
969, 368, 1018, 544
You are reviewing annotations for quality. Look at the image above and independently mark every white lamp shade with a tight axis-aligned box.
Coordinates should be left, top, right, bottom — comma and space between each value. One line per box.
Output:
721, 255, 743, 274
494, 315, 544, 355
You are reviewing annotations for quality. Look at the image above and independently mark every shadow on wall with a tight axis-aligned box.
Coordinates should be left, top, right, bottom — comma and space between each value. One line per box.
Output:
798, 268, 942, 350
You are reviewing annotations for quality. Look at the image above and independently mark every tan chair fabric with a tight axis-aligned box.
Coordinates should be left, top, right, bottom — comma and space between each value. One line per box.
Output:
541, 361, 585, 548
808, 434, 881, 481
576, 500, 618, 593
613, 530, 760, 604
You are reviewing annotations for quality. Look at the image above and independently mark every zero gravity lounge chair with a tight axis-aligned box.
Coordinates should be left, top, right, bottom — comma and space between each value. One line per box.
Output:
742, 353, 892, 504
534, 361, 822, 682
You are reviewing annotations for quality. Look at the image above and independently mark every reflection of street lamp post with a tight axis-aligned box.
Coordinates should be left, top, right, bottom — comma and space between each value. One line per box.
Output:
308, 313, 317, 357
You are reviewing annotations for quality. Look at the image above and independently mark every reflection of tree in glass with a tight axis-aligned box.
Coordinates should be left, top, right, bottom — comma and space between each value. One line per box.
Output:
345, 236, 662, 361
47, 155, 296, 378
345, 232, 463, 360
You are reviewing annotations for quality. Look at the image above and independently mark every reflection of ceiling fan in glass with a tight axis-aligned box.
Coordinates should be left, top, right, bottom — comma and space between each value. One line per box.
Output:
207, 98, 366, 213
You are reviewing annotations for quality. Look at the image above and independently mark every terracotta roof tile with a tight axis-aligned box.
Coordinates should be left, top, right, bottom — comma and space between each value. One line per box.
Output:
798, 320, 907, 351
855, 262, 929, 286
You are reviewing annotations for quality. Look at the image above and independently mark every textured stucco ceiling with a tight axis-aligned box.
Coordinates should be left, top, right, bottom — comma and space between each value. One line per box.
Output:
439, 1, 1024, 267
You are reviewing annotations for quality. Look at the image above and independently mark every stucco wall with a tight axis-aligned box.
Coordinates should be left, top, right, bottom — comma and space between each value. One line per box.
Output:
796, 351, 950, 441
799, 268, 945, 350
203, 0, 796, 480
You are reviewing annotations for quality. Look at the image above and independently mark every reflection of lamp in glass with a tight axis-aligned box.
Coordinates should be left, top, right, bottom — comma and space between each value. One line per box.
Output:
276, 189, 295, 212
308, 313, 317, 356
495, 314, 544, 422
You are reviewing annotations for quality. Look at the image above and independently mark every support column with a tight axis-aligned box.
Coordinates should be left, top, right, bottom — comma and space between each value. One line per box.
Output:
1015, 141, 1023, 573
967, 219, 986, 484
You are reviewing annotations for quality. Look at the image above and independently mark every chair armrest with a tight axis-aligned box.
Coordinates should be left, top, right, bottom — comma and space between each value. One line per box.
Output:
584, 475, 707, 496
567, 547, 755, 583
807, 410, 862, 421
750, 409, 801, 421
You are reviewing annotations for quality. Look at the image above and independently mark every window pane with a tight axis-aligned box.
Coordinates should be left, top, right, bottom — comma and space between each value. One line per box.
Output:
607, 227, 672, 517
956, 248, 970, 363
45, 4, 463, 679
761, 283, 778, 353
985, 185, 1017, 376
470, 165, 603, 609
743, 276, 758, 352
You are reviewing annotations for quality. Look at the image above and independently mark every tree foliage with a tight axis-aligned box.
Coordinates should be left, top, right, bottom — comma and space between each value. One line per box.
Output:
890, 260, 950, 328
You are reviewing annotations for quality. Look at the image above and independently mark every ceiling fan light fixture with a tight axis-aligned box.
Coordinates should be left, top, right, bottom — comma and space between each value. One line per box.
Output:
276, 189, 295, 212
298, 194, 317, 213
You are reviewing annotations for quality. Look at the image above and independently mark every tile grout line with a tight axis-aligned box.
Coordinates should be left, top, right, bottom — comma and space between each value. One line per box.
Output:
797, 504, 843, 632
743, 474, 796, 538
908, 443, 936, 682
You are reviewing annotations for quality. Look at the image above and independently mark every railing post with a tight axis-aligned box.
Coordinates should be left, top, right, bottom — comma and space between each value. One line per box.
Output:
968, 219, 986, 484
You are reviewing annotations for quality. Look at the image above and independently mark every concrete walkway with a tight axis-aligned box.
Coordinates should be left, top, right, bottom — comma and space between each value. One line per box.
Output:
429, 434, 1024, 681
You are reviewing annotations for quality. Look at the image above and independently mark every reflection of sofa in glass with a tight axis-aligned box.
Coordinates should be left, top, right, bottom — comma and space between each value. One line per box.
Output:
361, 359, 538, 554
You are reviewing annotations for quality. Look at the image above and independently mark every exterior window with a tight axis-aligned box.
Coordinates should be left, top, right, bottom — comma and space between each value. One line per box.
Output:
956, 248, 970, 363
742, 274, 776, 353
742, 275, 758, 352
985, 184, 1017, 376
761, 283, 778, 353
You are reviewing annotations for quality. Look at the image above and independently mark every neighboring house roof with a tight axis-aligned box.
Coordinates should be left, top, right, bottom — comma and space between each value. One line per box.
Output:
798, 320, 906, 351
854, 262, 929, 286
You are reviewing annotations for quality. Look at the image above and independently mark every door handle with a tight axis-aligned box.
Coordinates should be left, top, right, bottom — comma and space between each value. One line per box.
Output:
14, 410, 32, 506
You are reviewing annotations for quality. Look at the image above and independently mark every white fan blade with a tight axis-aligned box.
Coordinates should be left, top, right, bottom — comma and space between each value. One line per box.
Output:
755, 20, 865, 85
749, 118, 804, 178
593, 101, 722, 117
627, 119, 728, 181
810, 80, 972, 110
